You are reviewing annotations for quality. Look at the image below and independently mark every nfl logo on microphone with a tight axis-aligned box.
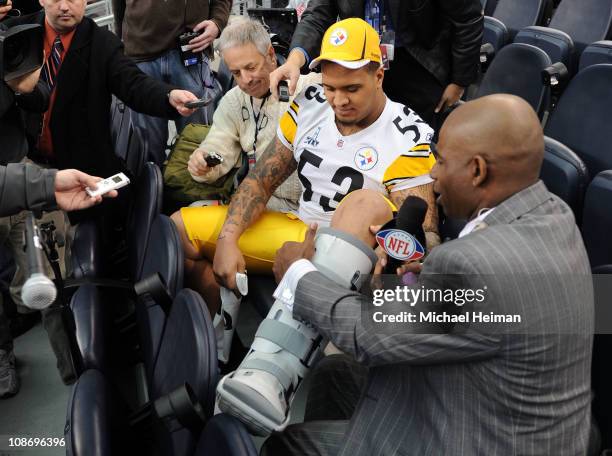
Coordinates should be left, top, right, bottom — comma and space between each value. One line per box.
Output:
376, 229, 425, 261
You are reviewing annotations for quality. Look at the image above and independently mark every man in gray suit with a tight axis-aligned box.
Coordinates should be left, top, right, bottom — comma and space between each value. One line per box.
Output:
265, 94, 595, 455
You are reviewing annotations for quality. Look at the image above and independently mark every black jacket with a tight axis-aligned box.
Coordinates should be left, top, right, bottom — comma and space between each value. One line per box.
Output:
0, 163, 57, 216
0, 21, 50, 165
0, 80, 49, 165
6, 12, 179, 178
290, 0, 483, 87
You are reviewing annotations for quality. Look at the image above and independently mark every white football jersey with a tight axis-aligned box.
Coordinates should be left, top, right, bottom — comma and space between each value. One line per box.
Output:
277, 83, 436, 226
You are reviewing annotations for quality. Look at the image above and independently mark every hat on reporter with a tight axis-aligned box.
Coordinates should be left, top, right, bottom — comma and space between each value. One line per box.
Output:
309, 18, 382, 70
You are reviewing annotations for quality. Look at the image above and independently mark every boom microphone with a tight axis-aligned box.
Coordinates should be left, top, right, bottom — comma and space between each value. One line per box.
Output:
21, 212, 57, 309
375, 196, 428, 274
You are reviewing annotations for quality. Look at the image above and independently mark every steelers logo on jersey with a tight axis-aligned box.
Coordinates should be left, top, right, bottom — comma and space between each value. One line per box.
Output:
354, 147, 379, 171
330, 28, 348, 46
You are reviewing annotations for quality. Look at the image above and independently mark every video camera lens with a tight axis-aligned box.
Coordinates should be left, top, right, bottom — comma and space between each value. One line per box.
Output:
0, 24, 43, 82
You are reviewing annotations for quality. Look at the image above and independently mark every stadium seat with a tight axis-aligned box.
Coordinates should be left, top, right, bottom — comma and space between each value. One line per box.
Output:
194, 414, 257, 456
484, 0, 499, 17
70, 284, 109, 373
136, 214, 184, 384
128, 162, 164, 281
492, 0, 552, 40
149, 289, 218, 456
71, 220, 104, 279
474, 43, 552, 116
546, 0, 612, 57
540, 137, 589, 221
582, 171, 612, 268
65, 369, 118, 456
544, 64, 612, 178
124, 125, 148, 179
514, 26, 574, 71
579, 41, 612, 72
483, 16, 509, 53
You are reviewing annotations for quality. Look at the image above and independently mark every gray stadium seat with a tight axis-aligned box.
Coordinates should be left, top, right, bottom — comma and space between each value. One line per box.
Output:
582, 171, 612, 268
544, 64, 612, 178
149, 289, 218, 456
540, 137, 589, 221
194, 414, 257, 456
474, 43, 552, 116
579, 41, 612, 72
492, 0, 551, 39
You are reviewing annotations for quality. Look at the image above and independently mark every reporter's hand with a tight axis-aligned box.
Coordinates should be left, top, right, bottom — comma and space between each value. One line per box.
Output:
0, 0, 12, 20
273, 224, 317, 283
168, 89, 198, 116
6, 67, 42, 94
54, 169, 118, 212
190, 20, 220, 53
187, 148, 212, 177
269, 49, 305, 99
213, 238, 246, 291
370, 224, 423, 277
435, 83, 465, 114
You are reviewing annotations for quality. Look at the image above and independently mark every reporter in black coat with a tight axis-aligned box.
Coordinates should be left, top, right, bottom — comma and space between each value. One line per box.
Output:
5, 8, 198, 223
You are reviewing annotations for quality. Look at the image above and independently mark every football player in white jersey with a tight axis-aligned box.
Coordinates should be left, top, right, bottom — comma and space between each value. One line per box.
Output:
213, 18, 441, 434
211, 17, 439, 291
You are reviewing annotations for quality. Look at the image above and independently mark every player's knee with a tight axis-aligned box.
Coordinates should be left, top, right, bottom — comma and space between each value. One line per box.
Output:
331, 189, 393, 245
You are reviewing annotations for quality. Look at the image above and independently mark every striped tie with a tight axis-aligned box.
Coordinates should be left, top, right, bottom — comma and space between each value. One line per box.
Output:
41, 35, 64, 91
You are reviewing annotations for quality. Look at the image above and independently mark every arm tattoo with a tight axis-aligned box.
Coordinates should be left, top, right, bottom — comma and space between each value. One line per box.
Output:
219, 139, 298, 240
390, 183, 439, 234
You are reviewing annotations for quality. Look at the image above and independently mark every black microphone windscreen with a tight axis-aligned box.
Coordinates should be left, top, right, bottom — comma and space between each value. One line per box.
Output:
396, 196, 428, 234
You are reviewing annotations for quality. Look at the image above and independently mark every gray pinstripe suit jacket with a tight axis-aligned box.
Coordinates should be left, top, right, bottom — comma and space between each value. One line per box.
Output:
293, 181, 594, 455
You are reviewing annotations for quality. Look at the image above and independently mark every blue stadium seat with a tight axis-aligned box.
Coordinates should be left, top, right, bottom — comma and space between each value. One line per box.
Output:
128, 162, 163, 281
547, 0, 612, 57
136, 214, 184, 383
149, 289, 218, 456
544, 64, 612, 178
124, 125, 147, 180
65, 369, 116, 456
514, 26, 574, 70
579, 41, 612, 72
194, 414, 257, 456
70, 284, 108, 374
492, 0, 551, 40
474, 43, 552, 116
540, 137, 589, 221
483, 16, 509, 53
582, 171, 612, 268
70, 220, 104, 279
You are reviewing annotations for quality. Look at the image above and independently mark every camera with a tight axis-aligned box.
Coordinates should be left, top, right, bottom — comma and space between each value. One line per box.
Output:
0, 24, 43, 82
177, 30, 202, 67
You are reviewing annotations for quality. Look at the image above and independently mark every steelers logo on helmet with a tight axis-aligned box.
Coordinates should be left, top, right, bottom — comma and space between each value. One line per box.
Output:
330, 28, 348, 46
354, 147, 379, 171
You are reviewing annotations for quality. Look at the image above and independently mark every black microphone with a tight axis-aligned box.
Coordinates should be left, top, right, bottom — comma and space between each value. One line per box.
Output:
21, 212, 57, 309
375, 196, 428, 274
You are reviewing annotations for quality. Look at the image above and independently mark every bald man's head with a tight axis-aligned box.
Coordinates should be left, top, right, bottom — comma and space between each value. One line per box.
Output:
430, 95, 544, 220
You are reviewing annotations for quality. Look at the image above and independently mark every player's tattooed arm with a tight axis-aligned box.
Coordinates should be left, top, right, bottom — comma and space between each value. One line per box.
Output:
390, 182, 441, 250
218, 139, 298, 242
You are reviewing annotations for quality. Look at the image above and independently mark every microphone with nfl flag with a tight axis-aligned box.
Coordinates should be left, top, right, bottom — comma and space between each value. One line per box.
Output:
376, 196, 427, 275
